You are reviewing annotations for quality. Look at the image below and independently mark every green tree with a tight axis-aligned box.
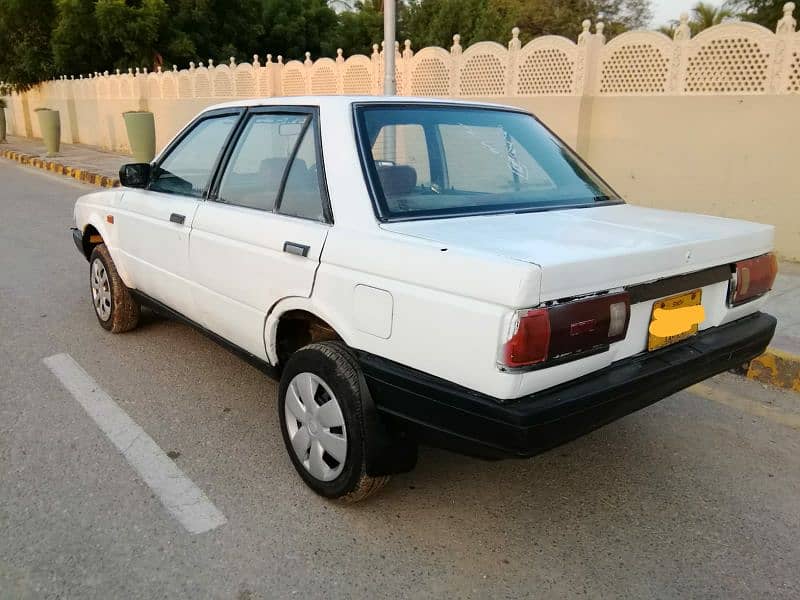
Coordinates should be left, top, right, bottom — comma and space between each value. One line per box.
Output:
52, 0, 106, 75
402, 0, 652, 49
689, 1, 735, 33
259, 0, 339, 59
735, 0, 789, 29
93, 0, 170, 70
164, 0, 264, 66
0, 0, 57, 90
333, 0, 385, 56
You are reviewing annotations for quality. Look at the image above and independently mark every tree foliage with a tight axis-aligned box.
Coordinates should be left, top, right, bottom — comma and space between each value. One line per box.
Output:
404, 0, 652, 48
735, 0, 789, 29
689, 1, 735, 32
657, 1, 741, 37
0, 0, 57, 91
0, 0, 657, 89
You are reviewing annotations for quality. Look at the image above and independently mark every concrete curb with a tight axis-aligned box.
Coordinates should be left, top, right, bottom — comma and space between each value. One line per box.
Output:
746, 348, 800, 392
0, 148, 119, 188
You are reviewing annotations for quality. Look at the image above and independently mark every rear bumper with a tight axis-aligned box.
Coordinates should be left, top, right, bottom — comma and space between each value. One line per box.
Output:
356, 312, 776, 459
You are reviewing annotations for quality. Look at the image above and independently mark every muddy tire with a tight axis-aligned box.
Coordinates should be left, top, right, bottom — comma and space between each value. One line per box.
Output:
89, 244, 140, 333
278, 341, 390, 502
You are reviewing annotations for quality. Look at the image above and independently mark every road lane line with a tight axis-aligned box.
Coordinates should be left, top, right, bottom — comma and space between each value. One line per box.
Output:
43, 353, 227, 534
690, 382, 800, 431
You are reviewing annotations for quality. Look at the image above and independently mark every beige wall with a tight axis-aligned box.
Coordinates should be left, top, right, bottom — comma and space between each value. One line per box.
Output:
584, 95, 800, 260
2, 12, 799, 258
146, 98, 225, 149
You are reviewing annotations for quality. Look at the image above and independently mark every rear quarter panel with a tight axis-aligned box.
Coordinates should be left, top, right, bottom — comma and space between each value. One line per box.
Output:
308, 227, 542, 399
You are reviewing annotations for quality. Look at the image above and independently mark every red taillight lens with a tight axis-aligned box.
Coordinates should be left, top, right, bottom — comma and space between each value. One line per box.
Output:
729, 253, 778, 306
503, 308, 550, 368
501, 292, 630, 369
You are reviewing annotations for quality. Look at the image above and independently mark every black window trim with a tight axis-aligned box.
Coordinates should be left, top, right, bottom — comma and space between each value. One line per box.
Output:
351, 101, 625, 223
148, 107, 245, 199
207, 105, 333, 225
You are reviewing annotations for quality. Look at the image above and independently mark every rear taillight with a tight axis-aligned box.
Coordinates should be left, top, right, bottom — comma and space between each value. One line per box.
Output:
728, 253, 778, 307
501, 292, 630, 369
502, 308, 550, 367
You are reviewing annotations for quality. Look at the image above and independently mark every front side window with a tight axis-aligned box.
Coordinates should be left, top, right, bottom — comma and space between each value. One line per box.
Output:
356, 105, 619, 220
150, 114, 238, 197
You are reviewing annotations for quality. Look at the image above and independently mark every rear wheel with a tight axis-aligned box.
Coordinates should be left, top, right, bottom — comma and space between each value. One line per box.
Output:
278, 342, 390, 502
89, 244, 140, 333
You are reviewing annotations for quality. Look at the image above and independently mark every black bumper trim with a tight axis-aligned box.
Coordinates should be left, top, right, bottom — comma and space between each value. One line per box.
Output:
356, 312, 776, 459
71, 227, 85, 258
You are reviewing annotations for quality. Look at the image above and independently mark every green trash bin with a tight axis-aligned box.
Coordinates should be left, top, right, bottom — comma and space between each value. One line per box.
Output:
35, 108, 61, 156
0, 99, 7, 143
123, 111, 156, 163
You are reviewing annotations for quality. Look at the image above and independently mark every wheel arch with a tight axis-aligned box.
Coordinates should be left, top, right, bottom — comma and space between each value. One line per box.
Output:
78, 213, 134, 287
265, 297, 356, 367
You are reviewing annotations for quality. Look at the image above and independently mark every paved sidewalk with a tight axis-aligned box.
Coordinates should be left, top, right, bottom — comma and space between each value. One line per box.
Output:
764, 261, 800, 354
1, 135, 798, 389
1, 135, 128, 183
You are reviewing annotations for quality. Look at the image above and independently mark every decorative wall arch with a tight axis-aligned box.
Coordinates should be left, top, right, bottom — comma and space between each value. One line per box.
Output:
458, 41, 508, 96
409, 47, 451, 96
310, 58, 338, 95
683, 22, 777, 94
213, 64, 234, 97
598, 31, 675, 95
514, 36, 577, 95
194, 66, 211, 98
342, 55, 373, 94
281, 60, 308, 96
234, 62, 257, 97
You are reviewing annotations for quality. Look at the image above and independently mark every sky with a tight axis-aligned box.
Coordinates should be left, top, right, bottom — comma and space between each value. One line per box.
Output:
650, 0, 698, 27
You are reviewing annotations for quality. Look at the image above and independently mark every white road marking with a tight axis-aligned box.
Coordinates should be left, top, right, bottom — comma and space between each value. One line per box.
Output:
43, 353, 227, 534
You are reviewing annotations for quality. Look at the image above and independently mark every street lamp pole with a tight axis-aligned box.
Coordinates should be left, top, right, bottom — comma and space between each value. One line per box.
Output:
383, 0, 396, 95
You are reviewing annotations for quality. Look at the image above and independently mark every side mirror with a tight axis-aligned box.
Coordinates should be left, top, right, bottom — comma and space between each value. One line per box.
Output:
119, 163, 151, 188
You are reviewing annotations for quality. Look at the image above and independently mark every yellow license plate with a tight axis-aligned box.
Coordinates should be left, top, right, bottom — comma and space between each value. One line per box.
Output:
647, 289, 705, 351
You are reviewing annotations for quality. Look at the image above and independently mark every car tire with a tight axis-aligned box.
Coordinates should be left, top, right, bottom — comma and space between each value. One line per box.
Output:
89, 244, 140, 333
278, 341, 390, 502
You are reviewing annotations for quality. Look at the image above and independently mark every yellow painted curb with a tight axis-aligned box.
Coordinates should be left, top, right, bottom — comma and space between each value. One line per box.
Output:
0, 148, 119, 188
746, 348, 800, 392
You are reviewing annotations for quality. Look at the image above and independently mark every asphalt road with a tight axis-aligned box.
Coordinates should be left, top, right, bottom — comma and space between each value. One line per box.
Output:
2, 161, 800, 599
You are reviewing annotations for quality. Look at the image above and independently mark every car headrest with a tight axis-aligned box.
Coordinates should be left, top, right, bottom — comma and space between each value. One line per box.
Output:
377, 164, 416, 197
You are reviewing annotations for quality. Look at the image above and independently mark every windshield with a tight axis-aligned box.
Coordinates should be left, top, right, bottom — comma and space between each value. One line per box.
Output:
355, 105, 620, 220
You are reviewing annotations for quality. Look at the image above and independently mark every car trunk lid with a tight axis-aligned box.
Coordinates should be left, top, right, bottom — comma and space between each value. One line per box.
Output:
381, 204, 774, 303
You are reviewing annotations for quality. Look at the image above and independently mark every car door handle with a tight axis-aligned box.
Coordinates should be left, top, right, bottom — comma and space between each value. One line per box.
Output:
283, 241, 310, 257
170, 213, 185, 225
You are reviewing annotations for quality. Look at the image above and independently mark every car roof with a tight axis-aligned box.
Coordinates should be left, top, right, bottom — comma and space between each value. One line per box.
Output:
203, 95, 524, 113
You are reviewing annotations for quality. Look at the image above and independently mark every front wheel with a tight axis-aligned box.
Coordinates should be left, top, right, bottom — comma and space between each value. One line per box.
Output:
89, 244, 140, 333
278, 342, 390, 502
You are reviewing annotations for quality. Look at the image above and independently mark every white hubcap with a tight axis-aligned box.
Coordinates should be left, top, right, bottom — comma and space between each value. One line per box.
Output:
90, 258, 112, 321
284, 372, 347, 482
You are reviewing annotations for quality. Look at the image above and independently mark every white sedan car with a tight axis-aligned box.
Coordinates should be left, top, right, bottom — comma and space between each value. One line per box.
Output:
72, 96, 777, 501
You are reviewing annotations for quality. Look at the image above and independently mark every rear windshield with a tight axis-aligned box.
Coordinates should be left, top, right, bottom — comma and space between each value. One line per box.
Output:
355, 105, 620, 220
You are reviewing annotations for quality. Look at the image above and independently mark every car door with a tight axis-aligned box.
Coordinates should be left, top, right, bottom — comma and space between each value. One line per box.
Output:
116, 109, 241, 319
188, 107, 332, 361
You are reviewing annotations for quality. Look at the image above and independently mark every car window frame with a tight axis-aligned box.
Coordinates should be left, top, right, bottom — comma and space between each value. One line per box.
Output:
207, 105, 333, 225
147, 107, 246, 199
352, 101, 624, 223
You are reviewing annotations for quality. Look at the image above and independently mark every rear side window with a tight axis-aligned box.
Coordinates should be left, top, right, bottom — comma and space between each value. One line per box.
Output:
150, 114, 238, 197
217, 114, 307, 211
276, 127, 326, 222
